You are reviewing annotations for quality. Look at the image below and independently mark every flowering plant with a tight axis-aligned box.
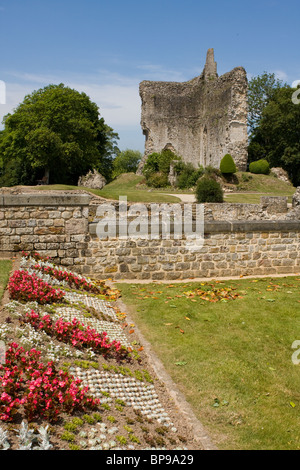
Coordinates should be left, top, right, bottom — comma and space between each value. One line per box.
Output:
21, 251, 120, 300
0, 343, 99, 422
8, 270, 65, 304
21, 310, 130, 362
32, 263, 103, 294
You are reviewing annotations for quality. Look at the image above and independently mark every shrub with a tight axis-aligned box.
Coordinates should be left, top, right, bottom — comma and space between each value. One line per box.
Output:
204, 165, 221, 178
220, 154, 237, 174
195, 177, 224, 203
143, 149, 181, 187
175, 162, 204, 189
249, 159, 270, 174
146, 172, 169, 188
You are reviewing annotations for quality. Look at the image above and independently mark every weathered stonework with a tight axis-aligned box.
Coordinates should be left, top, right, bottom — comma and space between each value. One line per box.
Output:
138, 48, 248, 172
1, 193, 300, 281
78, 169, 106, 190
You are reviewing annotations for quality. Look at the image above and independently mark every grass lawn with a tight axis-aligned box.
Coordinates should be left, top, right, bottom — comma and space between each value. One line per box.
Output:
0, 259, 12, 302
31, 171, 296, 205
34, 173, 181, 203
224, 173, 295, 204
117, 276, 300, 450
224, 193, 294, 204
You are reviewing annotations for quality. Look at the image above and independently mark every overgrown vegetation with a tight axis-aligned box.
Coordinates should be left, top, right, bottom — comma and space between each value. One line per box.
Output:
143, 149, 181, 188
174, 162, 204, 189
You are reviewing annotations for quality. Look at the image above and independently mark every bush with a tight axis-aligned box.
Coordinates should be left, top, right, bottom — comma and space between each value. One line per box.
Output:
143, 149, 181, 187
195, 177, 224, 203
204, 165, 221, 178
220, 154, 237, 174
249, 159, 270, 174
146, 171, 169, 188
175, 162, 204, 189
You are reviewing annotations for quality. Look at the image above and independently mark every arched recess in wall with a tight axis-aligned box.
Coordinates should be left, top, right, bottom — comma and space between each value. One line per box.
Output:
142, 123, 154, 155
163, 143, 177, 154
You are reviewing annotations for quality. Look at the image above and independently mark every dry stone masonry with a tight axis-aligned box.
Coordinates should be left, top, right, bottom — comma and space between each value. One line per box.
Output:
1, 192, 300, 281
138, 49, 248, 173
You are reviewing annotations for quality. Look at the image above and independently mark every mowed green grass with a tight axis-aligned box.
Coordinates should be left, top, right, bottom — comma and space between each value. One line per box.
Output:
0, 259, 12, 301
34, 173, 181, 203
32, 171, 296, 204
224, 172, 295, 204
118, 276, 300, 450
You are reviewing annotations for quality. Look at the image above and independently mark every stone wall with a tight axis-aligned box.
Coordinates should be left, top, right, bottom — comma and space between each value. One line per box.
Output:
138, 48, 248, 173
0, 193, 90, 265
86, 220, 300, 280
1, 193, 300, 281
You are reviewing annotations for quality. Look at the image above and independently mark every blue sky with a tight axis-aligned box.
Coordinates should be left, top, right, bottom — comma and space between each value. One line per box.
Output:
0, 0, 299, 153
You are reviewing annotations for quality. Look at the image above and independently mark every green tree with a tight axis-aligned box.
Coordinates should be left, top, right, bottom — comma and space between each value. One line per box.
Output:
0, 83, 119, 186
248, 72, 286, 134
112, 149, 142, 179
249, 85, 300, 185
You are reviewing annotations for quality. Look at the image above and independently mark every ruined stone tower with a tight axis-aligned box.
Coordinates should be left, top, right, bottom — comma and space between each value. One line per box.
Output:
138, 49, 248, 173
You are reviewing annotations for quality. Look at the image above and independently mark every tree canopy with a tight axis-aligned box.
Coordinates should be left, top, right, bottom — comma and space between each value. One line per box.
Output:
0, 83, 119, 186
248, 85, 300, 185
112, 149, 142, 179
248, 72, 286, 134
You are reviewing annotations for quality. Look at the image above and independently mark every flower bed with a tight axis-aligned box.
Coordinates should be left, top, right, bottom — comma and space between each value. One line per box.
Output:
22, 251, 109, 296
8, 270, 65, 304
0, 343, 99, 423
0, 256, 198, 450
21, 310, 131, 362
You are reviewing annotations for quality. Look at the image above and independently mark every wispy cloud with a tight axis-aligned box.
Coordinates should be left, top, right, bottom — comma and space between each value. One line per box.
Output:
0, 70, 142, 130
136, 63, 192, 82
273, 69, 288, 82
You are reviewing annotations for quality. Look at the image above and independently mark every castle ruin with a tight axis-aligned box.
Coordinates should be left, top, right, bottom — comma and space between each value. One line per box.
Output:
138, 49, 248, 172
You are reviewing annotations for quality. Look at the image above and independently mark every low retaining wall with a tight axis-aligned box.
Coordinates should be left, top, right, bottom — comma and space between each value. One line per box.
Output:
1, 193, 300, 280
0, 193, 90, 264
87, 220, 300, 280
